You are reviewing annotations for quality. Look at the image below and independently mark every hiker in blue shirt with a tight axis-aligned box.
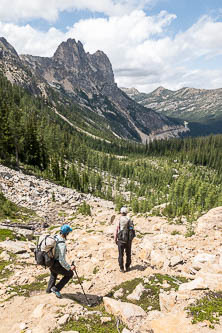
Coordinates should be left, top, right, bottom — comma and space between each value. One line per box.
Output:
46, 224, 75, 298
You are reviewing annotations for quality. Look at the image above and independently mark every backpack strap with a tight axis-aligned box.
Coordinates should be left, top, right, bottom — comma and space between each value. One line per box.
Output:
56, 240, 65, 244
44, 235, 50, 247
54, 235, 65, 245
37, 235, 50, 250
52, 236, 65, 257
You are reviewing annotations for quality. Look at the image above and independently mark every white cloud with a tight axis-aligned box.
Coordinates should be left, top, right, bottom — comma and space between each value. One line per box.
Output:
174, 16, 222, 59
67, 11, 222, 91
67, 10, 176, 68
0, 0, 154, 22
0, 22, 64, 56
1, 9, 222, 92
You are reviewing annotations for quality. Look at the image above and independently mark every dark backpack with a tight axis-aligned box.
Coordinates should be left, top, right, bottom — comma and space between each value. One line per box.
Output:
117, 220, 135, 243
117, 229, 129, 243
34, 235, 64, 268
128, 227, 136, 241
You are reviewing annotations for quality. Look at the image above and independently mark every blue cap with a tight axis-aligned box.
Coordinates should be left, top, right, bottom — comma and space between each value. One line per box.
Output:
60, 224, 72, 235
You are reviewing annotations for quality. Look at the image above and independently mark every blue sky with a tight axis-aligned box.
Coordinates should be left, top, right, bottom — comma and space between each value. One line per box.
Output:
151, 0, 222, 31
0, 0, 222, 92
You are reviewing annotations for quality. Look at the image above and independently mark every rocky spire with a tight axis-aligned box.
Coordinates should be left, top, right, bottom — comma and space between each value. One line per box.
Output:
0, 37, 19, 58
89, 50, 115, 85
53, 38, 88, 68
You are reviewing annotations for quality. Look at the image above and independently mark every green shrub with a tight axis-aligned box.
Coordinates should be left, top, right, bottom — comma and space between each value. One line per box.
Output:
93, 266, 99, 274
0, 229, 15, 241
0, 192, 19, 219
0, 249, 16, 280
77, 201, 91, 216
8, 278, 47, 297
108, 274, 188, 311
185, 228, 195, 238
171, 230, 181, 236
53, 307, 125, 333
0, 229, 26, 242
114, 194, 126, 212
186, 291, 222, 328
0, 192, 35, 221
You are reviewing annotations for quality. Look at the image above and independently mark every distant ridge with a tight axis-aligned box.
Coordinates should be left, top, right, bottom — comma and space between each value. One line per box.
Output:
121, 86, 222, 135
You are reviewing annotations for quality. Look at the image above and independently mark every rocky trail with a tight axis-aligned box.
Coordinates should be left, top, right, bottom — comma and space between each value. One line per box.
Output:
1, 164, 222, 333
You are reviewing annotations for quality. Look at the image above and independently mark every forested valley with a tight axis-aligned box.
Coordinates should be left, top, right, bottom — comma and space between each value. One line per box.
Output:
1, 73, 222, 225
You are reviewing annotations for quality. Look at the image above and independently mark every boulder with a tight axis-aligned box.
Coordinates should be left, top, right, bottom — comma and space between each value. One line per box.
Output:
178, 277, 208, 292
147, 310, 162, 321
127, 283, 145, 301
16, 229, 34, 240
170, 255, 183, 267
110, 215, 116, 224
0, 240, 27, 254
114, 288, 124, 299
32, 304, 46, 318
197, 271, 222, 291
19, 322, 28, 330
196, 207, 222, 233
192, 253, 216, 270
0, 251, 10, 261
58, 314, 70, 326
150, 250, 165, 269
104, 225, 115, 237
100, 316, 112, 323
150, 311, 194, 333
103, 297, 146, 328
138, 237, 153, 261
159, 291, 177, 312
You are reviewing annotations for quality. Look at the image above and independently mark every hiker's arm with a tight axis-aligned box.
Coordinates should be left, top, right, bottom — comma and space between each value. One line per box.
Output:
57, 243, 71, 271
114, 221, 119, 244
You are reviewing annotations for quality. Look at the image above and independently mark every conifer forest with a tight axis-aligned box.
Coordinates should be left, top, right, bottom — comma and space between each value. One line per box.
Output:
1, 73, 222, 223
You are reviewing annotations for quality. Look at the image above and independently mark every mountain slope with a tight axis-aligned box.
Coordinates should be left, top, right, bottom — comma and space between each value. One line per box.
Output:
122, 86, 222, 135
0, 37, 188, 143
1, 161, 222, 333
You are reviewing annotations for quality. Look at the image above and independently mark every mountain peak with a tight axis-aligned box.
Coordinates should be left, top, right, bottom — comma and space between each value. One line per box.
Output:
0, 37, 19, 57
120, 87, 140, 96
53, 38, 86, 66
153, 86, 166, 93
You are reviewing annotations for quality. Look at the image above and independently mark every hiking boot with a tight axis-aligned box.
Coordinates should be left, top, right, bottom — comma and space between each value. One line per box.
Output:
125, 267, 130, 272
46, 288, 52, 294
120, 268, 124, 273
51, 286, 62, 298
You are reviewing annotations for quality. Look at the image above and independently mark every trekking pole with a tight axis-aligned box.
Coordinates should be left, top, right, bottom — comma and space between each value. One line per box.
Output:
72, 260, 91, 306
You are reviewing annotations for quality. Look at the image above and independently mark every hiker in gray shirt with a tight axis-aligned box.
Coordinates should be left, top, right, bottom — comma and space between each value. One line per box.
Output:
114, 207, 135, 272
46, 224, 75, 298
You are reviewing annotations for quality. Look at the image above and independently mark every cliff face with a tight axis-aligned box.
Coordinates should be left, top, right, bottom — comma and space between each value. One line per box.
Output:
20, 39, 116, 98
0, 37, 41, 94
0, 37, 188, 142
